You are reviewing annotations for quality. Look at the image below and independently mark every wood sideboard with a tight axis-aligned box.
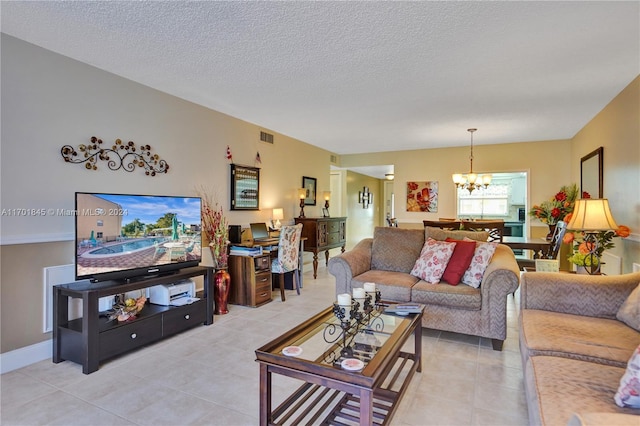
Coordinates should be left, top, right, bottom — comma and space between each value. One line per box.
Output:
294, 217, 346, 278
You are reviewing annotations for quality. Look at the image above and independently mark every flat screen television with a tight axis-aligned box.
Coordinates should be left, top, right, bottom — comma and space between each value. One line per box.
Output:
75, 192, 202, 282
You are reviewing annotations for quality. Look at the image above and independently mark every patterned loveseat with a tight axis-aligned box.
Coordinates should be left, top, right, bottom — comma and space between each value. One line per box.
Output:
520, 272, 640, 425
328, 226, 520, 350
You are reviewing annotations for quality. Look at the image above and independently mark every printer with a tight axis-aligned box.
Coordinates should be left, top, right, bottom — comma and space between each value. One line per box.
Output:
148, 279, 196, 306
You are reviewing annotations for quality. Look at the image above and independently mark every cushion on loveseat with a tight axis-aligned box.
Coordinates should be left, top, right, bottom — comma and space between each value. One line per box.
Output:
520, 309, 640, 368
425, 226, 489, 242
352, 270, 418, 302
371, 227, 424, 273
411, 281, 481, 310
525, 356, 637, 426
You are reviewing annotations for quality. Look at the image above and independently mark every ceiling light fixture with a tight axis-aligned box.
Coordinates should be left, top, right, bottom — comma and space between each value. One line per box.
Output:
452, 128, 492, 194
385, 173, 394, 180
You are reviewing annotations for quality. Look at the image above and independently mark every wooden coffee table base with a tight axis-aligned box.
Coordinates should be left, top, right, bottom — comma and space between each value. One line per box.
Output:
258, 311, 422, 426
262, 352, 419, 425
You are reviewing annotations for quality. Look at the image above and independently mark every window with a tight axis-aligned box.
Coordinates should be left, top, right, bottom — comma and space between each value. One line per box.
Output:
457, 184, 510, 217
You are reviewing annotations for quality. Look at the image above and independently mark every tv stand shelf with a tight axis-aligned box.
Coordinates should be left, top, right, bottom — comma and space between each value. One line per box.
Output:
53, 266, 214, 374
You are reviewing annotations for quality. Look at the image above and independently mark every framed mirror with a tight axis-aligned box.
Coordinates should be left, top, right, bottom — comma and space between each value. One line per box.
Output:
580, 147, 603, 198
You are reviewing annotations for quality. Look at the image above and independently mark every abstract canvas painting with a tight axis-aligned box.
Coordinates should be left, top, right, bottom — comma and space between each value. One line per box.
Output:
406, 181, 438, 212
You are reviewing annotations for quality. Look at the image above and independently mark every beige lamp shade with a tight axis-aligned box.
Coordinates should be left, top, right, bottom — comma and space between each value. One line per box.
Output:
298, 188, 307, 199
323, 191, 331, 201
567, 198, 618, 231
272, 208, 284, 221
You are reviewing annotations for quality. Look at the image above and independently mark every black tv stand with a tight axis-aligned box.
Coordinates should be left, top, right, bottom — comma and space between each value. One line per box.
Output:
124, 270, 180, 283
53, 266, 214, 374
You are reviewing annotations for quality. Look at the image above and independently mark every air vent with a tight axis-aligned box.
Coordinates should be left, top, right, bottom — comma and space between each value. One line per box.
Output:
260, 131, 274, 144
330, 154, 338, 164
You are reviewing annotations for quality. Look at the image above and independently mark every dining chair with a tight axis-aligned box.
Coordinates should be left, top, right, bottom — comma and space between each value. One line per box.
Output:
271, 223, 303, 301
517, 221, 567, 271
423, 220, 462, 230
461, 220, 505, 242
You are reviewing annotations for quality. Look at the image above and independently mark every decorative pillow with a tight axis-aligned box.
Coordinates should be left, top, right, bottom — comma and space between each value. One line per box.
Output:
441, 238, 477, 285
410, 238, 456, 284
371, 227, 425, 273
461, 241, 498, 288
617, 284, 640, 332
425, 227, 489, 242
614, 344, 640, 408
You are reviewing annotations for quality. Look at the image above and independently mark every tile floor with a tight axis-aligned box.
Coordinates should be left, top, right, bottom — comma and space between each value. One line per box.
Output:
1, 264, 529, 425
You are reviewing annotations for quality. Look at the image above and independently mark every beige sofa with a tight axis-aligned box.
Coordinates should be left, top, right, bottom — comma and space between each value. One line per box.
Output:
519, 271, 640, 425
328, 226, 520, 350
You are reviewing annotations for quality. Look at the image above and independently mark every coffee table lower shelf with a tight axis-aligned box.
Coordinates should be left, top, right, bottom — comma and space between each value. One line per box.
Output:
267, 351, 419, 426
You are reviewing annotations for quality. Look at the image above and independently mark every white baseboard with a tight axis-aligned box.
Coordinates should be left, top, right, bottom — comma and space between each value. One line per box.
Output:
1, 340, 52, 374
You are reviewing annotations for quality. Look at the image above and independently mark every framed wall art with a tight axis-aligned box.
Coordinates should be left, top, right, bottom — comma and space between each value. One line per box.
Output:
302, 176, 317, 206
406, 181, 438, 212
230, 164, 260, 210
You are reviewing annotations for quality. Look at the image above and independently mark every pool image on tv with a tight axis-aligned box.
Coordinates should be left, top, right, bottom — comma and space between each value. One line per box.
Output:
75, 193, 202, 281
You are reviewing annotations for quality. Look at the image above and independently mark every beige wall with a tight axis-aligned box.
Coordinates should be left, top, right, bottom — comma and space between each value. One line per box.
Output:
570, 76, 640, 273
340, 77, 640, 272
1, 35, 333, 352
344, 171, 381, 247
1, 34, 638, 356
341, 140, 573, 235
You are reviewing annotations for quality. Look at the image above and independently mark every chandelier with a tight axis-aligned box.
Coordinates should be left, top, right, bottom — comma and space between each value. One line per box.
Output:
452, 128, 492, 194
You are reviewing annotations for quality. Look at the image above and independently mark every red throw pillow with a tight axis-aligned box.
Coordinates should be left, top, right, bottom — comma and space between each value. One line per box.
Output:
441, 237, 477, 285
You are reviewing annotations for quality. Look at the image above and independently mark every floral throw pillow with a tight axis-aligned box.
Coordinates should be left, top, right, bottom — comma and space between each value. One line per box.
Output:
461, 241, 498, 288
410, 238, 456, 284
614, 344, 640, 408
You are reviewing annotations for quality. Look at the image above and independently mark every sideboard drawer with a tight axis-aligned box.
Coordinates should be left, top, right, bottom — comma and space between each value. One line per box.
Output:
99, 316, 162, 360
162, 301, 206, 336
327, 221, 341, 233
327, 232, 341, 245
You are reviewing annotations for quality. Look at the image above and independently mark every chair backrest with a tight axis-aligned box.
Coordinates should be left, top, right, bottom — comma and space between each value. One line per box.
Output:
461, 220, 505, 242
386, 217, 398, 227
423, 220, 461, 230
545, 221, 567, 259
277, 224, 303, 271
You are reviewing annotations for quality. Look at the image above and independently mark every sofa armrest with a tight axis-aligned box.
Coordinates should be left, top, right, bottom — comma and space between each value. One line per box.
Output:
481, 244, 520, 292
520, 271, 640, 319
328, 238, 373, 295
480, 244, 520, 310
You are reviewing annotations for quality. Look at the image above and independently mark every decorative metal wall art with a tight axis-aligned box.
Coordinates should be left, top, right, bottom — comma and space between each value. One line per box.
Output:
359, 186, 372, 208
61, 137, 169, 176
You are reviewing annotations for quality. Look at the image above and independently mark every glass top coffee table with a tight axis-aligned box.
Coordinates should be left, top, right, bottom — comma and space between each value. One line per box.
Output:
255, 304, 423, 425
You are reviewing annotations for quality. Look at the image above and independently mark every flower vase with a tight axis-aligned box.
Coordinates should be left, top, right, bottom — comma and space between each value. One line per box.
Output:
576, 264, 601, 275
214, 268, 231, 315
546, 224, 556, 241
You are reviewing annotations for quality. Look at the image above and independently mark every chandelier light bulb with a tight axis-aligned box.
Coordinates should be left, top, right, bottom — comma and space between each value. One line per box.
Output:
451, 128, 490, 194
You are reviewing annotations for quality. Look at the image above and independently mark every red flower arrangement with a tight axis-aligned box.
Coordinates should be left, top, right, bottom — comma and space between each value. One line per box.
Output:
529, 183, 586, 225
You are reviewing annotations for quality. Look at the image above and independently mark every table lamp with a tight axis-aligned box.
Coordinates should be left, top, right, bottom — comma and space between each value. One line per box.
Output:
323, 191, 331, 217
298, 188, 307, 218
272, 208, 283, 229
566, 198, 618, 274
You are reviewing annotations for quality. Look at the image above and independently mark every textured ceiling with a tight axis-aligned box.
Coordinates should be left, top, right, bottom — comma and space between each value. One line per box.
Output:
2, 1, 639, 158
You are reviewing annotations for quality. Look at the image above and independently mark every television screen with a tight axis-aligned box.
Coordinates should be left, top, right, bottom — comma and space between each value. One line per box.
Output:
75, 192, 202, 281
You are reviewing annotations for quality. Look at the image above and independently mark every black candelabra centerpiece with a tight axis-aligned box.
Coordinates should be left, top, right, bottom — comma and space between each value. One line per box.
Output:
323, 290, 384, 366
61, 136, 169, 176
